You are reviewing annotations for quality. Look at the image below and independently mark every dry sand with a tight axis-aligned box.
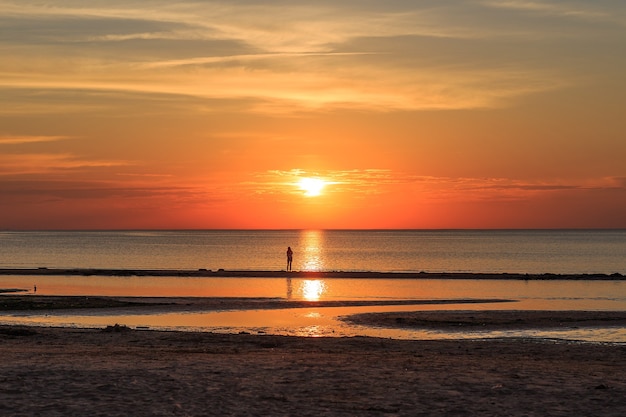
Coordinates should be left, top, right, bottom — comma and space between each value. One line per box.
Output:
1, 297, 625, 416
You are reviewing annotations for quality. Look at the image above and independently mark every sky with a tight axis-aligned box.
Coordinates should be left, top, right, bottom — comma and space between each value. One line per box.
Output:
1, 0, 625, 229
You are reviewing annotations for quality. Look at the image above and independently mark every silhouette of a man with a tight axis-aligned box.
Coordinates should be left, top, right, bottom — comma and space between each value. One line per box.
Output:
286, 246, 293, 271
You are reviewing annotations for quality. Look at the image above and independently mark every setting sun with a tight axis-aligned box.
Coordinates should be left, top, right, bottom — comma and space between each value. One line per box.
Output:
298, 178, 326, 197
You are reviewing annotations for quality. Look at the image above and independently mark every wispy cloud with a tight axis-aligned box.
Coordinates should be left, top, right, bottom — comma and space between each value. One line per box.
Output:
481, 1, 619, 22
3, 0, 607, 113
140, 52, 376, 69
0, 153, 131, 176
0, 135, 72, 145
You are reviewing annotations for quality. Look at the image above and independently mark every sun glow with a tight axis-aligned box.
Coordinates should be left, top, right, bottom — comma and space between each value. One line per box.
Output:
298, 177, 326, 197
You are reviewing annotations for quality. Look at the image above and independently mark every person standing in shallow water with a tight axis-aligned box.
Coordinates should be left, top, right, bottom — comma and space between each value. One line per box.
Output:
286, 246, 293, 271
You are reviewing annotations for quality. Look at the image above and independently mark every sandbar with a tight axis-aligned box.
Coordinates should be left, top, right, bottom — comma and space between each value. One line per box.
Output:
0, 294, 515, 312
342, 309, 626, 330
0, 267, 624, 280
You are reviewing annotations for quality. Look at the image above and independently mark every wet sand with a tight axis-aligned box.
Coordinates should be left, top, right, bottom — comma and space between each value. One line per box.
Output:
342, 310, 626, 330
1, 297, 626, 415
0, 294, 515, 312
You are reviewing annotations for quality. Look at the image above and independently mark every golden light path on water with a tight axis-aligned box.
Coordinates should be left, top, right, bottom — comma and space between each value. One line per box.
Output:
300, 230, 323, 272
284, 230, 327, 302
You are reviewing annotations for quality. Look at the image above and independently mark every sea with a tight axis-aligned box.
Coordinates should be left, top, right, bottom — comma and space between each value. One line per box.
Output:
1, 229, 625, 274
1, 230, 625, 342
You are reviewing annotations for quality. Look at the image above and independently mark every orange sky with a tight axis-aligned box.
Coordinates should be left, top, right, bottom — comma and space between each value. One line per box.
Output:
1, 1, 625, 229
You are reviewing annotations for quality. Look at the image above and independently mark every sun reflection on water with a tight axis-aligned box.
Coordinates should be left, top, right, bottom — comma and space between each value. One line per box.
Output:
294, 325, 326, 337
300, 230, 324, 271
300, 280, 326, 301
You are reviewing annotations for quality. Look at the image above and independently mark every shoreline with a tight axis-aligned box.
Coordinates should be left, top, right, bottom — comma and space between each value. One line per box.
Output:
0, 267, 624, 279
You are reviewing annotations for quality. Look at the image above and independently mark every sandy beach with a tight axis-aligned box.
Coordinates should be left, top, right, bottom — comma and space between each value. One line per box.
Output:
1, 295, 625, 416
1, 324, 625, 416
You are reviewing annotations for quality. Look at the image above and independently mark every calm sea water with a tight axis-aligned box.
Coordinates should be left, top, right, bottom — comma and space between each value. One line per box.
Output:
1, 230, 625, 342
1, 229, 624, 274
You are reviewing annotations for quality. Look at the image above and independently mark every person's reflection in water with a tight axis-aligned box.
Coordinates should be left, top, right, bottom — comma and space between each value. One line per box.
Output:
286, 277, 293, 300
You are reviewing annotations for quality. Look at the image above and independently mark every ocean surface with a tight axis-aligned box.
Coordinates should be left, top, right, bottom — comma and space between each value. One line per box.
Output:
1, 229, 625, 274
1, 230, 625, 342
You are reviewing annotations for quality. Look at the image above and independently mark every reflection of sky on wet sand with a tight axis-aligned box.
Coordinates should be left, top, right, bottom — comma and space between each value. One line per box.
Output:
2, 274, 626, 342
3, 303, 626, 342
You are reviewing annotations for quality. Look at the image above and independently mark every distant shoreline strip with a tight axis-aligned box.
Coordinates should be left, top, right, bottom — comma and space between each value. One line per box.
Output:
0, 268, 624, 280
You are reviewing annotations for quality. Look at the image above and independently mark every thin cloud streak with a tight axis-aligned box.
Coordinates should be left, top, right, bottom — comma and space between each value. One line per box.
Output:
0, 135, 72, 145
0, 153, 131, 176
140, 52, 377, 69
481, 1, 622, 24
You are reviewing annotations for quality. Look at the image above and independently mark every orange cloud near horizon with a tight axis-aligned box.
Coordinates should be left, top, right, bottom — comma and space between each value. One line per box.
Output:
1, 163, 625, 229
